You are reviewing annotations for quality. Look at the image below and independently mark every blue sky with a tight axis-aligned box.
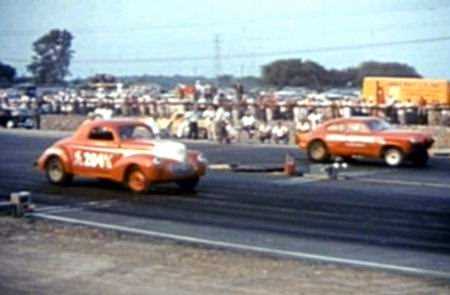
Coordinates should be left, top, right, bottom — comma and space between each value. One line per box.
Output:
1, 0, 449, 79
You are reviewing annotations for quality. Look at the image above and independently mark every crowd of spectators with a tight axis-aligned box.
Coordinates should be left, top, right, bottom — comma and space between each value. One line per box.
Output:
1, 82, 449, 144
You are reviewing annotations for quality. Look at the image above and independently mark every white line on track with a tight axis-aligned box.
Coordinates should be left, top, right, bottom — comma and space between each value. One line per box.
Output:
34, 199, 119, 214
36, 207, 83, 214
31, 212, 450, 280
356, 178, 450, 189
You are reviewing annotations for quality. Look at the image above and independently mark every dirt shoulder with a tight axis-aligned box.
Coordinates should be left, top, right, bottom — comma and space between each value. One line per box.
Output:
0, 217, 449, 295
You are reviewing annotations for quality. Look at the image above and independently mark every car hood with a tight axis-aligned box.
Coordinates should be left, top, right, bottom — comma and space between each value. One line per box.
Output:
121, 139, 187, 162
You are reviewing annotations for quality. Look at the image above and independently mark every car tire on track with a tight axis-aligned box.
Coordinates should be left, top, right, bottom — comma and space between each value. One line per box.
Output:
307, 140, 330, 162
125, 167, 149, 193
176, 177, 199, 192
45, 156, 73, 185
384, 147, 404, 167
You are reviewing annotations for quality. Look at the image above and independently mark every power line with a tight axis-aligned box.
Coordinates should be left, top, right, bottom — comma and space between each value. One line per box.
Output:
0, 5, 449, 37
3, 35, 450, 64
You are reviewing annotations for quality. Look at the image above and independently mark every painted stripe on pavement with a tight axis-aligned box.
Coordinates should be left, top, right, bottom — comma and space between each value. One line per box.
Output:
356, 178, 450, 189
31, 212, 450, 280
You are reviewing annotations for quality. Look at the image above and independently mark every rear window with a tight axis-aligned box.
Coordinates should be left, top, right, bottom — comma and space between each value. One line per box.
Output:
88, 127, 114, 141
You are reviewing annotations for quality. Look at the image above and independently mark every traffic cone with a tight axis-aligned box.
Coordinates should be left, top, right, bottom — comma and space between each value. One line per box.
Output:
284, 153, 296, 176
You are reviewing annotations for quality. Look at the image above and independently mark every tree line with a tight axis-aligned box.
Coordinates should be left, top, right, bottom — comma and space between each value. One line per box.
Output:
261, 59, 421, 89
1, 29, 422, 89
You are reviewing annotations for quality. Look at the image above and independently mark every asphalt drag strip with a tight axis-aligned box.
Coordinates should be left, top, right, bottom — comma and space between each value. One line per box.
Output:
2, 129, 450, 282
30, 206, 450, 280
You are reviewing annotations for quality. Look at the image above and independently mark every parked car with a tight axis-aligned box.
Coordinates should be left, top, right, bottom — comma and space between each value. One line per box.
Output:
296, 117, 434, 167
36, 119, 208, 192
0, 108, 35, 129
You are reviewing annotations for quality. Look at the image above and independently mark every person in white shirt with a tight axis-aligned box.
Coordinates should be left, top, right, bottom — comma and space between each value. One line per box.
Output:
241, 111, 257, 139
225, 120, 238, 143
184, 105, 200, 139
214, 106, 228, 143
258, 122, 272, 143
295, 119, 311, 133
202, 106, 216, 140
141, 117, 160, 138
307, 109, 322, 130
271, 122, 289, 144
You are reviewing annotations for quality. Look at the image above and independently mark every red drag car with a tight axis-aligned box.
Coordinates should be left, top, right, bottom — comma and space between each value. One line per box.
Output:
296, 117, 434, 167
36, 119, 207, 192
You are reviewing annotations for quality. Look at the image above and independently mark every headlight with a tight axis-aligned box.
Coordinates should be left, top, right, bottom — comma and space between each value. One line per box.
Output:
409, 138, 418, 144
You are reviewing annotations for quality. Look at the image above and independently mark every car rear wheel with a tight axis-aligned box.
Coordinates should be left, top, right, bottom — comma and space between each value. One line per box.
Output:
307, 141, 330, 162
126, 167, 149, 193
176, 178, 199, 191
384, 148, 404, 167
45, 157, 73, 185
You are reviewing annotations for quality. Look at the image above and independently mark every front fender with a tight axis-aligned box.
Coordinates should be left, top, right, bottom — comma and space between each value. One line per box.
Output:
112, 154, 156, 182
37, 146, 72, 173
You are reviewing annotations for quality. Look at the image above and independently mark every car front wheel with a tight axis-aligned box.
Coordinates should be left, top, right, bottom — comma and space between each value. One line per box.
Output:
307, 141, 330, 162
45, 157, 73, 185
384, 148, 404, 167
126, 167, 149, 193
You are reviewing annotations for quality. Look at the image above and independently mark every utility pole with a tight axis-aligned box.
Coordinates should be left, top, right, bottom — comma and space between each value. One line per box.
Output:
214, 34, 222, 86
240, 64, 245, 78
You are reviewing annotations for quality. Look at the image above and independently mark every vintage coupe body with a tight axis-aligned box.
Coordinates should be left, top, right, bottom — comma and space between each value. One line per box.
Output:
296, 117, 434, 167
36, 119, 207, 192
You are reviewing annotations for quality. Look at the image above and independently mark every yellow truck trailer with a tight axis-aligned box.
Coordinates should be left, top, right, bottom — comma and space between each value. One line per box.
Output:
362, 77, 450, 105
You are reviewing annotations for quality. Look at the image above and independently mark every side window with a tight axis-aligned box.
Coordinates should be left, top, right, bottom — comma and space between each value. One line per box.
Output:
326, 123, 345, 132
347, 123, 369, 133
88, 127, 114, 141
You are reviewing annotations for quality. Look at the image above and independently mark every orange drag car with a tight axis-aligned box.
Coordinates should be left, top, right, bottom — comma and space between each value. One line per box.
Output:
36, 119, 207, 192
296, 117, 434, 167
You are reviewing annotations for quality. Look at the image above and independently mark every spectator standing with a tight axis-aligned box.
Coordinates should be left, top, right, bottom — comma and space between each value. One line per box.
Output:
214, 106, 228, 143
241, 111, 257, 139
417, 96, 428, 125
396, 101, 406, 125
307, 109, 322, 130
185, 105, 200, 139
202, 105, 216, 140
404, 99, 417, 124
225, 120, 238, 143
271, 122, 289, 144
341, 99, 352, 118
257, 122, 272, 143
295, 118, 311, 134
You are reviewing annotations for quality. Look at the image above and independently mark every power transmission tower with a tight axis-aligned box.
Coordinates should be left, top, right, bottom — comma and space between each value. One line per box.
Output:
214, 34, 222, 85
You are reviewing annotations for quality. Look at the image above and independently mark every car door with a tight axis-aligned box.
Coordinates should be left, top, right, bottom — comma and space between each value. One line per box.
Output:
323, 122, 348, 156
71, 126, 122, 178
344, 122, 376, 157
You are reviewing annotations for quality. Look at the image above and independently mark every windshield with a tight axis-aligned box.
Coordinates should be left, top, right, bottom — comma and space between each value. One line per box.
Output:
366, 120, 392, 131
119, 124, 155, 140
